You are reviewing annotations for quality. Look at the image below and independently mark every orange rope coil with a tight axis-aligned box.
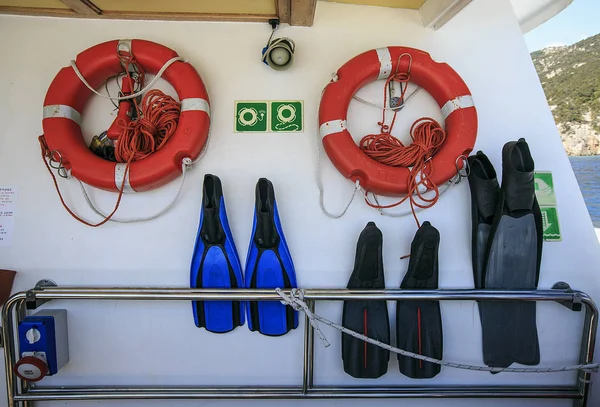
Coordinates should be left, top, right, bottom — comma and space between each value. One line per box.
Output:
115, 89, 181, 163
358, 60, 447, 226
360, 118, 445, 167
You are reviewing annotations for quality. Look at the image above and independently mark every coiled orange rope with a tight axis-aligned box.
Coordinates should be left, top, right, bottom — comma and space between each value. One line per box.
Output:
361, 118, 445, 167
115, 89, 181, 163
358, 58, 446, 226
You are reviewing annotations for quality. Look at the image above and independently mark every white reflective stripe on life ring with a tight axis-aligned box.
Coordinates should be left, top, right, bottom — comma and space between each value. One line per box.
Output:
115, 163, 135, 193
441, 95, 475, 120
320, 119, 347, 139
43, 105, 82, 126
181, 98, 211, 117
375, 47, 392, 80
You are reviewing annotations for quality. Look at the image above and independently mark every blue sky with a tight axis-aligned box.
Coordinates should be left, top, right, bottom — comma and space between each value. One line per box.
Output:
525, 0, 600, 52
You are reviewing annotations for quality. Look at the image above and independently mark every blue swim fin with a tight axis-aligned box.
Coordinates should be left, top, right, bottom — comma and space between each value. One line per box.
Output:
245, 178, 298, 336
190, 174, 245, 333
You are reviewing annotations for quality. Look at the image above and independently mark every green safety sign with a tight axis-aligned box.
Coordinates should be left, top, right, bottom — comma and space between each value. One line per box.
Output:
534, 171, 556, 206
534, 171, 561, 242
540, 206, 561, 242
271, 101, 303, 132
234, 100, 303, 133
234, 101, 268, 132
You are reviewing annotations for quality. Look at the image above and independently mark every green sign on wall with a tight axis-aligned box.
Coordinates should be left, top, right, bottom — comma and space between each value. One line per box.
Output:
234, 101, 268, 132
540, 206, 561, 242
534, 171, 561, 242
234, 100, 303, 133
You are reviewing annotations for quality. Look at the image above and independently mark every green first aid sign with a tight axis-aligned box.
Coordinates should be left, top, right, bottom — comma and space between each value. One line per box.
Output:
235, 101, 268, 132
271, 101, 303, 132
234, 100, 303, 133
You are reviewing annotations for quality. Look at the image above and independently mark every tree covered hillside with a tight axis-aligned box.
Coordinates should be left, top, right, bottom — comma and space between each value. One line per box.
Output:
531, 33, 600, 155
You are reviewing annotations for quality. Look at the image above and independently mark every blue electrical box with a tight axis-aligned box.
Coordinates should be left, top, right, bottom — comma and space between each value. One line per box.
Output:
15, 309, 69, 382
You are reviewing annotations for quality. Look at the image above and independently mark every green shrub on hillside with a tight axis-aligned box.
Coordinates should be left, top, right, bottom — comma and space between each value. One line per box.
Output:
532, 33, 600, 129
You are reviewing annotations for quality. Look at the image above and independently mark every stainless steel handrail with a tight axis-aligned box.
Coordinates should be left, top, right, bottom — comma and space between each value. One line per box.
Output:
2, 285, 597, 407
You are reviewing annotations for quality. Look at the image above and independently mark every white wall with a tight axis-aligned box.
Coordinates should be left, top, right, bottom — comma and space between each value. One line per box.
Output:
1, 0, 599, 406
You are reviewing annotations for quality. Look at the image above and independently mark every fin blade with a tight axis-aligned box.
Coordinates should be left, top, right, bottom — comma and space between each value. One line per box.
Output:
248, 249, 298, 336
198, 247, 244, 333
484, 213, 541, 366
397, 221, 443, 379
342, 301, 390, 378
397, 301, 442, 378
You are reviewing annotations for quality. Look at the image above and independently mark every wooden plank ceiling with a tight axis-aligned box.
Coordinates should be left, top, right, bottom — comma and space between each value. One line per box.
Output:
0, 0, 434, 26
0, 0, 280, 22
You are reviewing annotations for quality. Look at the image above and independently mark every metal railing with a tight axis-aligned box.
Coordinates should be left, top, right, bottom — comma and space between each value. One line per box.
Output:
2, 283, 597, 407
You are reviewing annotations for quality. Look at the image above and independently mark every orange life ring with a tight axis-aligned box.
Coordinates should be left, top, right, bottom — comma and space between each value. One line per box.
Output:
319, 46, 477, 196
42, 39, 210, 192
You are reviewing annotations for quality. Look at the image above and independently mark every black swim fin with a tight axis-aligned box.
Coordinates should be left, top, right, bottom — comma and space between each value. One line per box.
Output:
479, 138, 543, 368
245, 178, 298, 336
396, 221, 443, 379
467, 151, 506, 368
190, 174, 245, 333
467, 151, 500, 290
342, 222, 390, 379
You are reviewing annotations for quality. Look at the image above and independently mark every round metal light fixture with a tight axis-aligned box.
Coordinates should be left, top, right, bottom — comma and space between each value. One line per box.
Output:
261, 19, 295, 71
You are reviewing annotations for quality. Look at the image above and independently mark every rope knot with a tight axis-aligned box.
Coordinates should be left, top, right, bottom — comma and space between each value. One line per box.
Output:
377, 122, 390, 134
275, 288, 330, 348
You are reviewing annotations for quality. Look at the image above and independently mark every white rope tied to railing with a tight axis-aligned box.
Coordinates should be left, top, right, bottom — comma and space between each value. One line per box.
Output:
276, 288, 599, 374
278, 288, 330, 347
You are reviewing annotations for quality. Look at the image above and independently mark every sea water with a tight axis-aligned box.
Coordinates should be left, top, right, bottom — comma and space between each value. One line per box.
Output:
569, 156, 600, 227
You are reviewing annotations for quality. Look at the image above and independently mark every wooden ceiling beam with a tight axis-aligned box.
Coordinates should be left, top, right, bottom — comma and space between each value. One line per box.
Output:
276, 0, 290, 23
0, 7, 275, 22
60, 0, 101, 15
290, 0, 316, 26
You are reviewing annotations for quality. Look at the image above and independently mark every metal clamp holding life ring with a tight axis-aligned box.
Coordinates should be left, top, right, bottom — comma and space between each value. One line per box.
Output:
318, 46, 477, 197
42, 39, 211, 193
